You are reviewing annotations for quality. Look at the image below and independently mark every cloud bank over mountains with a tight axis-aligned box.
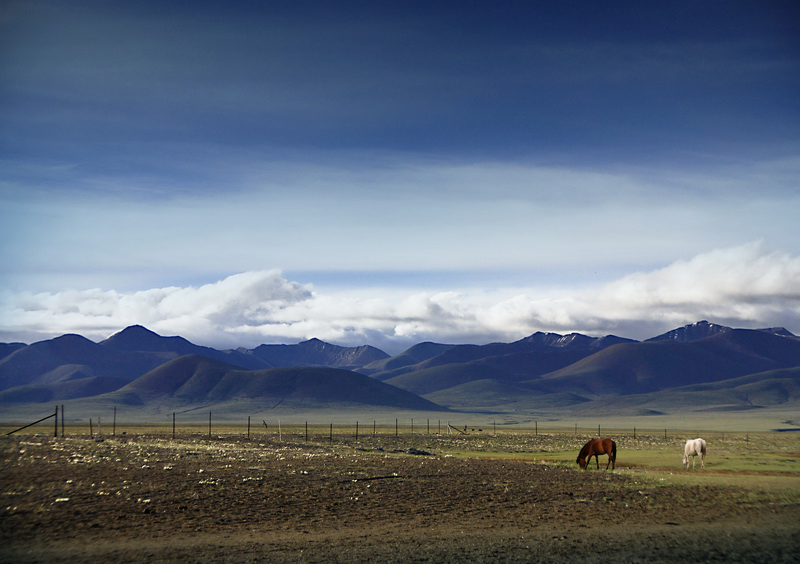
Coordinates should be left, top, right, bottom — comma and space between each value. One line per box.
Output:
3, 3, 798, 358
2, 241, 798, 352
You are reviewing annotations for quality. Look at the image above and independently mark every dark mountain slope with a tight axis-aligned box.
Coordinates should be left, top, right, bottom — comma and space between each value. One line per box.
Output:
534, 328, 800, 397
647, 320, 731, 342
0, 334, 174, 392
0, 343, 26, 361
384, 363, 511, 396
423, 379, 541, 410
565, 365, 800, 416
369, 332, 635, 384
120, 354, 237, 398
465, 349, 597, 380
101, 325, 270, 370
380, 348, 595, 392
101, 325, 203, 353
698, 329, 800, 368
757, 327, 798, 338
29, 363, 98, 385
247, 338, 389, 369
360, 342, 456, 376
648, 321, 797, 343
417, 344, 507, 369
425, 379, 591, 410
112, 355, 442, 410
0, 376, 128, 404
532, 341, 749, 397
513, 332, 635, 350
657, 365, 800, 406
410, 331, 632, 371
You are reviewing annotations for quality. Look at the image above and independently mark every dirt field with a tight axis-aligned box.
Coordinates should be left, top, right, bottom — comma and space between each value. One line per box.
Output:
1, 432, 798, 563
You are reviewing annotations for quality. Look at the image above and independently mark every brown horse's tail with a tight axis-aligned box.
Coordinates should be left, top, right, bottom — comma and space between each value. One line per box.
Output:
611, 440, 617, 462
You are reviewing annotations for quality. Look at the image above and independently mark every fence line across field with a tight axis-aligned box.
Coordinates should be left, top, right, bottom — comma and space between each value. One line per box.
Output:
2, 406, 755, 446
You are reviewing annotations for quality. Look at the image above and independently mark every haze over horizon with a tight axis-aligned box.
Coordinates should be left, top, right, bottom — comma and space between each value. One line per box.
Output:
2, 1, 799, 352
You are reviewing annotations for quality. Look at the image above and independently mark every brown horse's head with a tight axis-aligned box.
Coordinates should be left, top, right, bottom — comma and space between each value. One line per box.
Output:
576, 455, 586, 469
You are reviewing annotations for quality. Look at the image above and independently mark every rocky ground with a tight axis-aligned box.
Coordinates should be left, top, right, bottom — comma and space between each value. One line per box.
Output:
1, 433, 798, 563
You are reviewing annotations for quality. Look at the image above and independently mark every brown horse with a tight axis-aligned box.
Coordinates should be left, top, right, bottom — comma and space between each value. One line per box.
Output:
576, 438, 616, 470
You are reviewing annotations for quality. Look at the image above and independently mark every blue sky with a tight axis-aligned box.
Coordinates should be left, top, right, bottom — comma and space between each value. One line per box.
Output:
2, 1, 799, 352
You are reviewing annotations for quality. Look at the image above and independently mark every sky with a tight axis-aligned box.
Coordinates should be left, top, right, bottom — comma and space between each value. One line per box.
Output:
1, 1, 799, 353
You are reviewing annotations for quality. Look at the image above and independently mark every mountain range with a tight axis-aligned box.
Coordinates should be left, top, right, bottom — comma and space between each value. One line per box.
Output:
1, 321, 799, 419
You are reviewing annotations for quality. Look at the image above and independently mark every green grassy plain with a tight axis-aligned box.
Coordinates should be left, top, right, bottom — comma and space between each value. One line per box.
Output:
4, 419, 795, 479
437, 431, 799, 499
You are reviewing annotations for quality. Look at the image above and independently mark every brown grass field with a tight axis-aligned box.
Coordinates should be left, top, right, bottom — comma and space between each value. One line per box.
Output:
1, 424, 798, 563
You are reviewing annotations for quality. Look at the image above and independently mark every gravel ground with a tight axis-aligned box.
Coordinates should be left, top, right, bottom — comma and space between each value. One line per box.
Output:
1, 434, 797, 563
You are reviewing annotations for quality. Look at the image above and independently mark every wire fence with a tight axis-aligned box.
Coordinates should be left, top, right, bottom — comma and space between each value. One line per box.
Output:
2, 404, 764, 446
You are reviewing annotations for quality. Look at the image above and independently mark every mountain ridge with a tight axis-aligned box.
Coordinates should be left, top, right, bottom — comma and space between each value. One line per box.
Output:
1, 322, 798, 417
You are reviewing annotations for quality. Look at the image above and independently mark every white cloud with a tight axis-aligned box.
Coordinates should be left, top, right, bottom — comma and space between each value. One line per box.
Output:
483, 241, 800, 338
0, 270, 313, 348
2, 242, 799, 352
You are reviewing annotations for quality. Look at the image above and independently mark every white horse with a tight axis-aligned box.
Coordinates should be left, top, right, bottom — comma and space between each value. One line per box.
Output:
683, 438, 707, 470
